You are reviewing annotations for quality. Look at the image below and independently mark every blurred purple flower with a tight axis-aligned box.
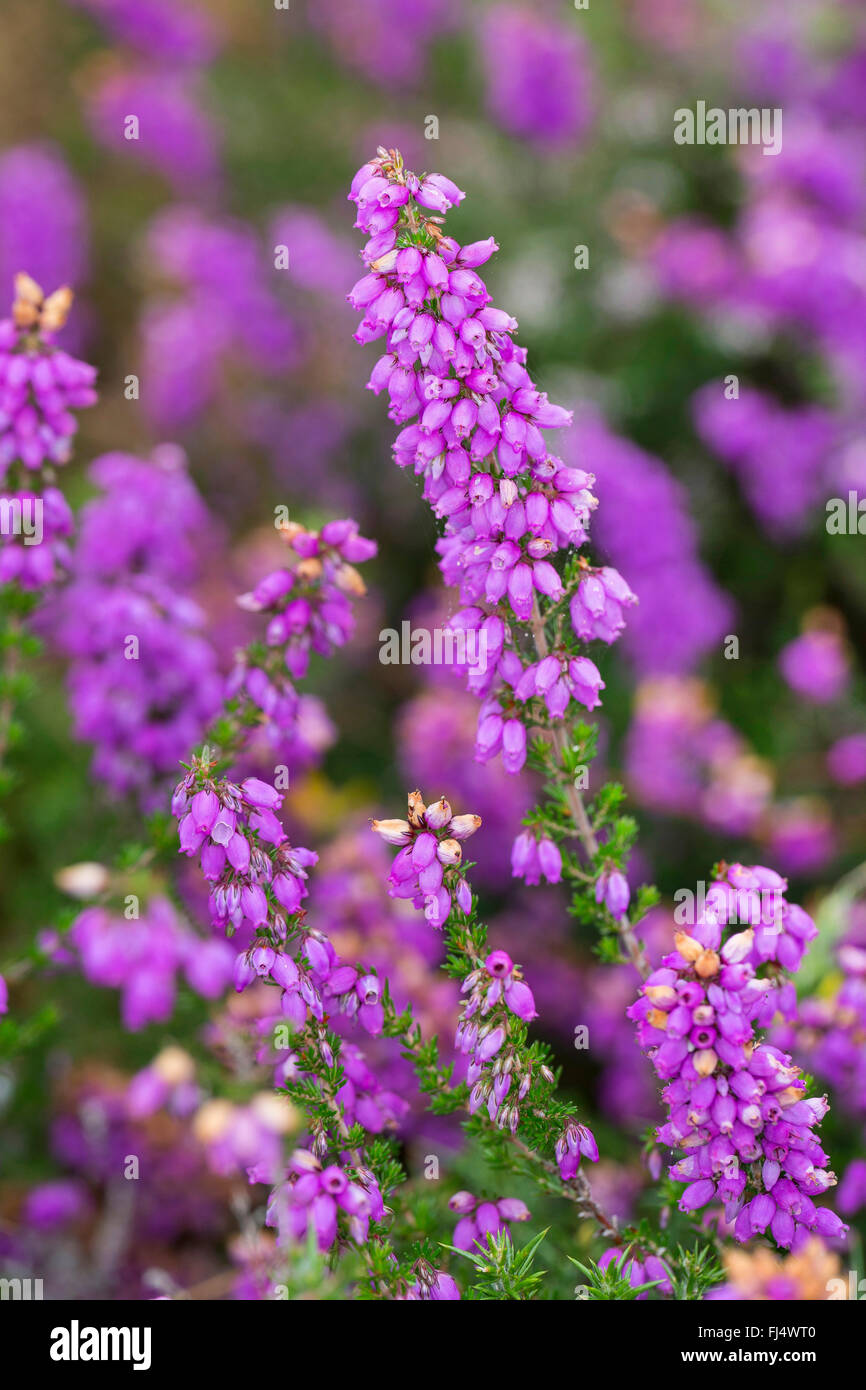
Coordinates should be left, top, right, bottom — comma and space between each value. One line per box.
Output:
478, 5, 594, 150
85, 64, 220, 192
778, 629, 850, 704
69, 0, 222, 66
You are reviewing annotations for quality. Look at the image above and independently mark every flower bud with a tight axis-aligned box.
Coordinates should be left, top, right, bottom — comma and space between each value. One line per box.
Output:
371, 818, 412, 845
448, 813, 482, 840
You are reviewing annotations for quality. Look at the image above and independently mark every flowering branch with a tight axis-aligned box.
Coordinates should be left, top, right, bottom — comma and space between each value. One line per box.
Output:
0, 274, 96, 803
373, 790, 626, 1241
630, 862, 846, 1250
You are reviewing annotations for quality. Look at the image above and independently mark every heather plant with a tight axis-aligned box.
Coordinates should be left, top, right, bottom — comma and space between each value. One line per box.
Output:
0, 149, 855, 1305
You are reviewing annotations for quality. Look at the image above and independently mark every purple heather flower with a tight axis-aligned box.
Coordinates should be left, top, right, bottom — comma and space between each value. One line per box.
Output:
48, 449, 222, 807
837, 1159, 866, 1216
69, 0, 222, 66
68, 897, 234, 1030
269, 205, 358, 296
766, 799, 835, 877
477, 6, 594, 150
138, 205, 299, 433
267, 1151, 384, 1252
448, 1189, 476, 1215
570, 566, 638, 644
625, 675, 773, 837
555, 1122, 599, 1180
24, 1179, 91, 1230
511, 831, 562, 885
596, 869, 630, 921
565, 411, 733, 676
0, 281, 96, 479
771, 921, 866, 1154
0, 487, 73, 591
311, 0, 455, 88
373, 791, 480, 930
400, 1267, 461, 1301
349, 152, 626, 777
598, 1247, 672, 1297
85, 65, 220, 193
235, 517, 375, 680
693, 384, 837, 538
176, 773, 384, 1041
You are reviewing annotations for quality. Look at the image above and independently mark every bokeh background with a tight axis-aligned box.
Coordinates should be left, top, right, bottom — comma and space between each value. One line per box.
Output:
1, 0, 865, 1299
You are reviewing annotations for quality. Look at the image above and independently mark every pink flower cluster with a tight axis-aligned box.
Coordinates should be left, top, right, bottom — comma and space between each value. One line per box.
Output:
372, 791, 480, 928
0, 487, 72, 589
68, 896, 235, 1030
266, 1150, 385, 1253
0, 282, 96, 475
448, 1188, 530, 1249
456, 947, 542, 1133
629, 863, 845, 1249
235, 517, 377, 681
174, 774, 317, 938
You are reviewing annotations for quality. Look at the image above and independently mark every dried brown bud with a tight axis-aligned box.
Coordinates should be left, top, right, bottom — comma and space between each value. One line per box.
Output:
192, 1099, 234, 1144
674, 931, 702, 963
334, 562, 366, 596
54, 860, 110, 899
296, 557, 323, 584
40, 285, 74, 333
694, 949, 720, 979
407, 789, 426, 828
645, 984, 677, 1007
424, 796, 451, 829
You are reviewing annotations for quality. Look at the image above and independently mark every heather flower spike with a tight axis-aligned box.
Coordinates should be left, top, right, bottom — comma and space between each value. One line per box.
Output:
373, 789, 598, 1187
0, 274, 96, 477
629, 863, 845, 1250
347, 148, 649, 981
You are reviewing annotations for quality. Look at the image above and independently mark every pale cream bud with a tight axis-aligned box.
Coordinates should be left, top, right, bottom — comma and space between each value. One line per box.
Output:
693, 1048, 719, 1076
250, 1092, 298, 1134
54, 861, 110, 899
436, 837, 462, 866
695, 949, 720, 979
370, 818, 412, 845
40, 285, 74, 332
153, 1046, 195, 1087
447, 813, 482, 840
674, 931, 702, 962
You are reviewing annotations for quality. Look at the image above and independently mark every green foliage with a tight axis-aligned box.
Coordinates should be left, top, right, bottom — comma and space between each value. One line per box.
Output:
666, 1243, 726, 1301
569, 1251, 660, 1301
0, 1001, 59, 1061
446, 1228, 549, 1301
